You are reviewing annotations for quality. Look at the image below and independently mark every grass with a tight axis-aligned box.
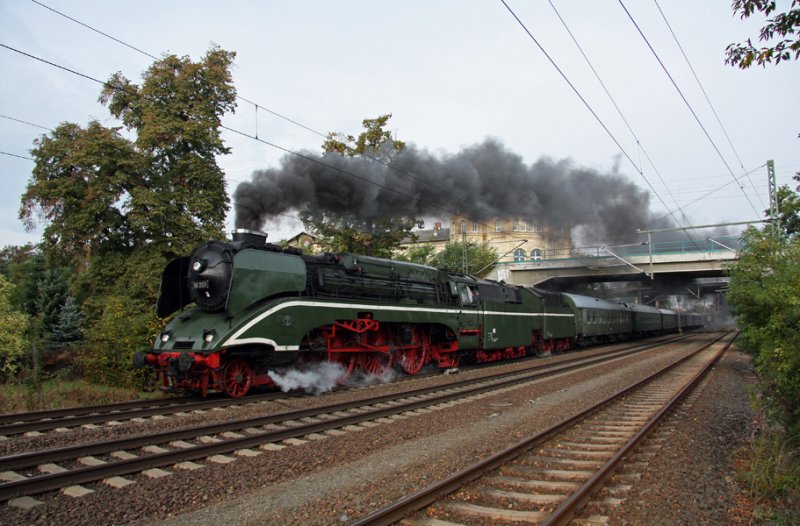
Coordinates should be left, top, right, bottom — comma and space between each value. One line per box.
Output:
0, 378, 164, 413
738, 416, 800, 525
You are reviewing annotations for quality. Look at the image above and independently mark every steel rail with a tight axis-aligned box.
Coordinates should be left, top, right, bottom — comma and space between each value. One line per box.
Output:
0, 333, 709, 500
0, 391, 302, 436
348, 330, 733, 526
0, 396, 195, 425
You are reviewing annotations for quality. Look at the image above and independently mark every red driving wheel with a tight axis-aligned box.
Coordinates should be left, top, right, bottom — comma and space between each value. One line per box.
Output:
222, 358, 253, 398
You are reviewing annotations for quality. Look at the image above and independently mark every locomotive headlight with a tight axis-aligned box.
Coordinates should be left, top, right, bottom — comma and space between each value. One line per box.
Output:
192, 260, 206, 273
160, 332, 171, 343
203, 331, 215, 343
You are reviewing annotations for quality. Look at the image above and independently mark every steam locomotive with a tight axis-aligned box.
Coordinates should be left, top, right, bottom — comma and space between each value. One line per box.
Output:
134, 230, 703, 397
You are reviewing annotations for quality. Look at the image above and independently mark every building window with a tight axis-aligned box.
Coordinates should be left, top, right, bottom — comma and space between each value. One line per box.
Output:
472, 222, 478, 233
520, 220, 526, 232
512, 220, 518, 232
531, 249, 543, 261
495, 221, 502, 232
460, 220, 466, 234
513, 248, 526, 262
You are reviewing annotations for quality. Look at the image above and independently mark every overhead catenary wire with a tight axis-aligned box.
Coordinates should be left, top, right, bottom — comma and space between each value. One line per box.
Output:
0, 113, 54, 132
617, 0, 763, 219
645, 162, 768, 227
652, 0, 767, 212
545, 0, 699, 245
1, 150, 34, 161
499, 0, 693, 240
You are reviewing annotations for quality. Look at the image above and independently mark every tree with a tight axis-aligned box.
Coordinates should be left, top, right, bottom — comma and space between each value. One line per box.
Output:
19, 46, 237, 386
49, 296, 83, 348
726, 0, 800, 68
432, 242, 498, 277
100, 46, 236, 256
396, 241, 498, 277
726, 229, 800, 436
395, 244, 437, 265
302, 114, 421, 257
772, 173, 800, 237
0, 245, 41, 315
300, 213, 423, 259
34, 267, 69, 341
0, 274, 30, 377
322, 114, 406, 161
21, 122, 141, 266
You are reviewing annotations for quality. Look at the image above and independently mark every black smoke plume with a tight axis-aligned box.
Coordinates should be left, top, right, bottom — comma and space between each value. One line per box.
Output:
234, 139, 671, 244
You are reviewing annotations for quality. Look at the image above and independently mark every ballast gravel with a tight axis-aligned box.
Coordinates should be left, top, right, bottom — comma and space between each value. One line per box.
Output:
0, 334, 756, 525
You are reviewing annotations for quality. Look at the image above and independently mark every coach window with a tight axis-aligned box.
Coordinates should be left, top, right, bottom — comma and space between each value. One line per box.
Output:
513, 248, 526, 262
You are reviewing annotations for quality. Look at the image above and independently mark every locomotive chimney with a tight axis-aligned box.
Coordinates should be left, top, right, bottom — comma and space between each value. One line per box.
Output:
232, 229, 268, 247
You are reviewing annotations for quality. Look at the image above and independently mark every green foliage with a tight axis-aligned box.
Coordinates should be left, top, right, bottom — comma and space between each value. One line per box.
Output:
5, 250, 45, 317
432, 242, 498, 277
305, 113, 419, 256
0, 243, 37, 282
35, 268, 70, 339
77, 295, 159, 387
99, 46, 236, 254
741, 426, 800, 523
322, 113, 406, 161
395, 244, 437, 265
774, 173, 800, 237
50, 296, 83, 347
0, 274, 30, 377
21, 121, 142, 264
726, 0, 800, 68
397, 241, 498, 277
727, 228, 800, 436
300, 212, 423, 258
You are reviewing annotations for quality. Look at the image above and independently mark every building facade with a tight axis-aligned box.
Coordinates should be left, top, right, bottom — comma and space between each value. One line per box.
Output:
400, 217, 573, 265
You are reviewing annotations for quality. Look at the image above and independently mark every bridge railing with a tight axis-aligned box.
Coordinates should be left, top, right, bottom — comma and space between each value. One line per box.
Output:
501, 235, 741, 265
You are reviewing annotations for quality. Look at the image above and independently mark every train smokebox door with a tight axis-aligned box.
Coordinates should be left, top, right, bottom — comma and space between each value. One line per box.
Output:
456, 283, 481, 348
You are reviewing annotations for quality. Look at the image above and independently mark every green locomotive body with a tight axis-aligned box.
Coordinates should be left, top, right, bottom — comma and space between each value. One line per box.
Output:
137, 231, 688, 397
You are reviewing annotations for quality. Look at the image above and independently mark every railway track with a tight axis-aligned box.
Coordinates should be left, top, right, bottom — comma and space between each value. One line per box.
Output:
0, 391, 303, 437
0, 332, 699, 439
0, 332, 707, 506
350, 330, 737, 526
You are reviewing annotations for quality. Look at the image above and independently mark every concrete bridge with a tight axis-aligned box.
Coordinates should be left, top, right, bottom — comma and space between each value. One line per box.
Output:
486, 236, 740, 288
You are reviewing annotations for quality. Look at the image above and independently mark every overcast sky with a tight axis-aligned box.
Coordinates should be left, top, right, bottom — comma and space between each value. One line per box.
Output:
1, 0, 798, 249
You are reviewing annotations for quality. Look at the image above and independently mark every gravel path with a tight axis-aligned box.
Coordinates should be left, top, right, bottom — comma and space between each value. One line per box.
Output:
2, 334, 755, 526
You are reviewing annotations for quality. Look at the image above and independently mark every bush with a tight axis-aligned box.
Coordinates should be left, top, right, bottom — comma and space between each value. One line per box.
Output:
0, 274, 30, 378
78, 296, 161, 388
727, 229, 800, 436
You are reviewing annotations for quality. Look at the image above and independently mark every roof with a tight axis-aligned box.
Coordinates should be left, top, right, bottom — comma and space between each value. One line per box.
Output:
285, 231, 320, 244
561, 293, 630, 311
404, 228, 451, 244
